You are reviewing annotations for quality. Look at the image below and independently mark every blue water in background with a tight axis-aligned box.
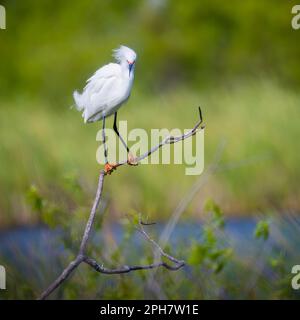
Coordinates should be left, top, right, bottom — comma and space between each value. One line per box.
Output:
0, 218, 272, 261
0, 216, 299, 273
1, 215, 300, 301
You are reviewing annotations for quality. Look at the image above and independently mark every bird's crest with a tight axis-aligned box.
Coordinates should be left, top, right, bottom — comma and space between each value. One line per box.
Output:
113, 45, 137, 63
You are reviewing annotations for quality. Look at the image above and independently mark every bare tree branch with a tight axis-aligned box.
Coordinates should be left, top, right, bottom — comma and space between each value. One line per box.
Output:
112, 106, 204, 169
136, 214, 184, 266
84, 256, 184, 273
39, 171, 106, 300
79, 171, 105, 254
39, 108, 204, 300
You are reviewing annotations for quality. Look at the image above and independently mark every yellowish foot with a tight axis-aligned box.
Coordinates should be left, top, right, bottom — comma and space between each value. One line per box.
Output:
127, 152, 138, 166
104, 162, 117, 175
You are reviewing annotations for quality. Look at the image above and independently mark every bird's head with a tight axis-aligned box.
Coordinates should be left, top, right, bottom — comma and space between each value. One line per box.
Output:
113, 45, 137, 75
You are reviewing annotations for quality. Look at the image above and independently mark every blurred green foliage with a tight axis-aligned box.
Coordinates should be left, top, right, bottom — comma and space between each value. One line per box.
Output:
0, 0, 300, 103
254, 219, 270, 240
1, 189, 300, 299
0, 80, 300, 226
0, 1, 299, 226
188, 199, 232, 273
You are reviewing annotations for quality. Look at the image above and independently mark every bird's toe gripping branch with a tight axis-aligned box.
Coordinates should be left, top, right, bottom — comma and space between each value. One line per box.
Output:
104, 163, 117, 175
127, 152, 139, 166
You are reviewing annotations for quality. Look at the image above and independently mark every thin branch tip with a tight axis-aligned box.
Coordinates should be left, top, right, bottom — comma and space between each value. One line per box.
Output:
140, 221, 157, 226
198, 106, 203, 123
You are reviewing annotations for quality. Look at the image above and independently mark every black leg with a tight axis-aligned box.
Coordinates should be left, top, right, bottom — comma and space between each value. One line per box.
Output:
113, 112, 130, 153
102, 114, 108, 164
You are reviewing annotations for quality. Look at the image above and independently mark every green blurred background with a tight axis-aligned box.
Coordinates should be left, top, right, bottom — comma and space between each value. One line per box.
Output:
0, 0, 300, 227
1, 0, 300, 301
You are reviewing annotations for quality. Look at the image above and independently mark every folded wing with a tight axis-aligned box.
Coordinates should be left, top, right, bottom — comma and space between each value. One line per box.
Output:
73, 63, 121, 122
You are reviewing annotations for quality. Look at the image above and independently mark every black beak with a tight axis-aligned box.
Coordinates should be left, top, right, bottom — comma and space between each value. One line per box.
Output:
128, 62, 134, 75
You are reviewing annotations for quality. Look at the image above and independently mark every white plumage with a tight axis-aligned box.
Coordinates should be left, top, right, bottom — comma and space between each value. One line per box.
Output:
73, 45, 137, 123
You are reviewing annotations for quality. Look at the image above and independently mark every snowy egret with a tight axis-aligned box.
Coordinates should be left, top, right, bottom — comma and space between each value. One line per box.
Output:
73, 45, 137, 173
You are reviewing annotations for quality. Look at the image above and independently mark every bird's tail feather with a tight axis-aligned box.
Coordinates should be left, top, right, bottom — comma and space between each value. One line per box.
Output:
73, 90, 85, 111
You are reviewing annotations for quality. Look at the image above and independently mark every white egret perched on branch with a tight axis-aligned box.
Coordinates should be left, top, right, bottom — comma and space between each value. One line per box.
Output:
73, 45, 137, 174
